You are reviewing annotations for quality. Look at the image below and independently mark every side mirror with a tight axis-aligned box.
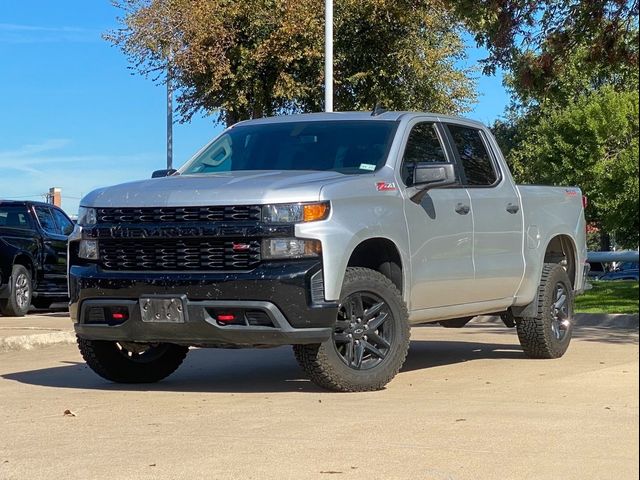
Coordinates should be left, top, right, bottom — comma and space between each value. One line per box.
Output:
411, 163, 457, 204
413, 163, 456, 188
152, 169, 177, 178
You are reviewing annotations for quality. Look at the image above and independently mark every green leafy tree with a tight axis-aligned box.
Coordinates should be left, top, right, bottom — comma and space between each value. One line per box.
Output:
504, 86, 639, 248
107, 0, 477, 126
481, 3, 639, 250
448, 0, 639, 100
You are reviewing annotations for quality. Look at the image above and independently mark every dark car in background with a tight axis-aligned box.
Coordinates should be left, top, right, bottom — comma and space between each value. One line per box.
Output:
599, 267, 639, 281
0, 200, 73, 316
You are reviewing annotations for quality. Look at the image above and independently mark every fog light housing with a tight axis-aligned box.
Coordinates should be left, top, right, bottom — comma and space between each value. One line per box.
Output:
262, 238, 321, 260
78, 240, 99, 260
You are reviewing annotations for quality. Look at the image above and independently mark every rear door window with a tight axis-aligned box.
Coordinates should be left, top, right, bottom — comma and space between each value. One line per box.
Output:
446, 125, 498, 186
0, 206, 32, 229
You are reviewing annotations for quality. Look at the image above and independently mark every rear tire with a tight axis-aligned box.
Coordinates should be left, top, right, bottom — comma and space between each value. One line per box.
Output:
77, 337, 189, 383
516, 263, 574, 359
0, 265, 32, 317
294, 267, 410, 392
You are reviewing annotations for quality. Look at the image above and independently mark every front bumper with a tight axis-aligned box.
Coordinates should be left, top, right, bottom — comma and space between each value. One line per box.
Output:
70, 260, 338, 347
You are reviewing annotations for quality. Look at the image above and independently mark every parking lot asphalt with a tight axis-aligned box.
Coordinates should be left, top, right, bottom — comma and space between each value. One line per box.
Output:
0, 318, 637, 480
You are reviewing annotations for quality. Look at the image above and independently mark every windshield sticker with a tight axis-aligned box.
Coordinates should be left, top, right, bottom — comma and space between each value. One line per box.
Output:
359, 163, 376, 171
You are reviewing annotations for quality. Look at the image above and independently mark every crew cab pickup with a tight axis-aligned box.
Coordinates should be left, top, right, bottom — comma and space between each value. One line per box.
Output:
69, 112, 587, 391
1, 200, 74, 316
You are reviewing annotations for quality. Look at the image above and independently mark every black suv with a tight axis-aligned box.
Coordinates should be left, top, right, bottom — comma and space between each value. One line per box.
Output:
0, 200, 74, 316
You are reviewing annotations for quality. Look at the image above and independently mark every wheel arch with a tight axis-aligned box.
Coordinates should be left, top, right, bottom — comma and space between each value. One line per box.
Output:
513, 234, 579, 318
543, 234, 578, 288
13, 252, 35, 276
346, 237, 405, 296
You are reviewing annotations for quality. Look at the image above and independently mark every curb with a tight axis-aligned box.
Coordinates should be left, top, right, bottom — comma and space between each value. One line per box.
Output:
448, 313, 639, 329
0, 331, 75, 353
0, 313, 637, 353
574, 313, 639, 329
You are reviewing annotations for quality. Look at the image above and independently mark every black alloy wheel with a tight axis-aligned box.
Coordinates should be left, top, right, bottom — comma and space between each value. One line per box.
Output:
333, 291, 394, 370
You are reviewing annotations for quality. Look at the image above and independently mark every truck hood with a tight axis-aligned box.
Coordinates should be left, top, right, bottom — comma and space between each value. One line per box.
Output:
81, 170, 351, 207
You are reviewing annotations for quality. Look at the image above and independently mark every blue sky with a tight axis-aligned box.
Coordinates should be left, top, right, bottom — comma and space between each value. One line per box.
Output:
0, 1, 510, 214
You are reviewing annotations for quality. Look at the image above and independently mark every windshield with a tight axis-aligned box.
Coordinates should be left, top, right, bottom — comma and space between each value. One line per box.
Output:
180, 120, 398, 175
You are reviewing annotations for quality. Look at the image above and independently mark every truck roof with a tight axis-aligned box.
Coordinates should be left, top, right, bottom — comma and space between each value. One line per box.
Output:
234, 111, 487, 129
0, 199, 53, 208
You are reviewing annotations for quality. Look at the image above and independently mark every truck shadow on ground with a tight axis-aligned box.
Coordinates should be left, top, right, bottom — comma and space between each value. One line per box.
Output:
2, 336, 525, 394
3, 323, 635, 393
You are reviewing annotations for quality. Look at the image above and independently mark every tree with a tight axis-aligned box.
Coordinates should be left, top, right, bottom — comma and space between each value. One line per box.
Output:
107, 0, 477, 126
503, 86, 639, 248
448, 0, 639, 101
481, 3, 639, 250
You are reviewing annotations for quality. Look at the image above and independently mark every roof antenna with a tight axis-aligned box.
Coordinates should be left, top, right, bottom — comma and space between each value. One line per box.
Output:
371, 103, 387, 117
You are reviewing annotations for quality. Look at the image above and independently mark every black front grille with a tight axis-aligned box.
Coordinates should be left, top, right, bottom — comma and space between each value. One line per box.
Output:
97, 206, 262, 224
99, 239, 261, 271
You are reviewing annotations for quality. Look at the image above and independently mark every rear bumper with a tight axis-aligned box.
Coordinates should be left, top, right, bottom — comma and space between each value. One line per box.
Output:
70, 261, 338, 347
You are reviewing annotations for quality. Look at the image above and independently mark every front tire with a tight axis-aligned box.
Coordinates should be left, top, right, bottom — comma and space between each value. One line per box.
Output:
0, 265, 32, 317
77, 338, 189, 383
294, 267, 410, 392
516, 263, 574, 359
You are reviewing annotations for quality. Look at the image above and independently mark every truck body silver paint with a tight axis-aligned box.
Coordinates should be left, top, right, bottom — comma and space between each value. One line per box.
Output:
79, 111, 587, 324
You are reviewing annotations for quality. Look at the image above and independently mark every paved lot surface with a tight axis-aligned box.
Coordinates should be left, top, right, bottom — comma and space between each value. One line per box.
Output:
0, 319, 637, 480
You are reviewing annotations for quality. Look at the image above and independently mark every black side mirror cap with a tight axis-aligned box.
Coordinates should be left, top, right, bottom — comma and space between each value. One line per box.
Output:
152, 169, 178, 178
411, 163, 457, 203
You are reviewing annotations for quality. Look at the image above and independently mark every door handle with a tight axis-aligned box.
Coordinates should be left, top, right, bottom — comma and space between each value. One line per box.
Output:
506, 203, 520, 214
455, 203, 471, 215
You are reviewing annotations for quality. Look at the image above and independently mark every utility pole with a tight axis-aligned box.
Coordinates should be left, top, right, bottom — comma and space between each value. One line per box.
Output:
325, 0, 334, 112
166, 66, 174, 170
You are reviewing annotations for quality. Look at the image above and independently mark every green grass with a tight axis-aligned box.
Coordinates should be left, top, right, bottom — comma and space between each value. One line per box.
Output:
576, 281, 639, 314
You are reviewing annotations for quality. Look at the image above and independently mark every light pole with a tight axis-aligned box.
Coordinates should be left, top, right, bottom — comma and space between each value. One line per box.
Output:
325, 0, 333, 112
166, 66, 173, 171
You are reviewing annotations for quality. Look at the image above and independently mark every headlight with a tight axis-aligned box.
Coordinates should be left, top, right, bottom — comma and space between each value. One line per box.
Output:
77, 207, 97, 226
262, 238, 321, 259
262, 202, 329, 223
78, 240, 99, 260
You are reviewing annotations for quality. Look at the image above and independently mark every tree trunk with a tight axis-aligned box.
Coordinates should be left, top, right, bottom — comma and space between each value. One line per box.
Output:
600, 231, 611, 251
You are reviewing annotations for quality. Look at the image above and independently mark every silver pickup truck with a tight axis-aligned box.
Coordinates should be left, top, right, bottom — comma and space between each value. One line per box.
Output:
69, 111, 587, 392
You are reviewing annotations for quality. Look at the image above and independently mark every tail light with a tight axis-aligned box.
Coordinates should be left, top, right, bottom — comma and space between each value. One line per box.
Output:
582, 195, 588, 209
